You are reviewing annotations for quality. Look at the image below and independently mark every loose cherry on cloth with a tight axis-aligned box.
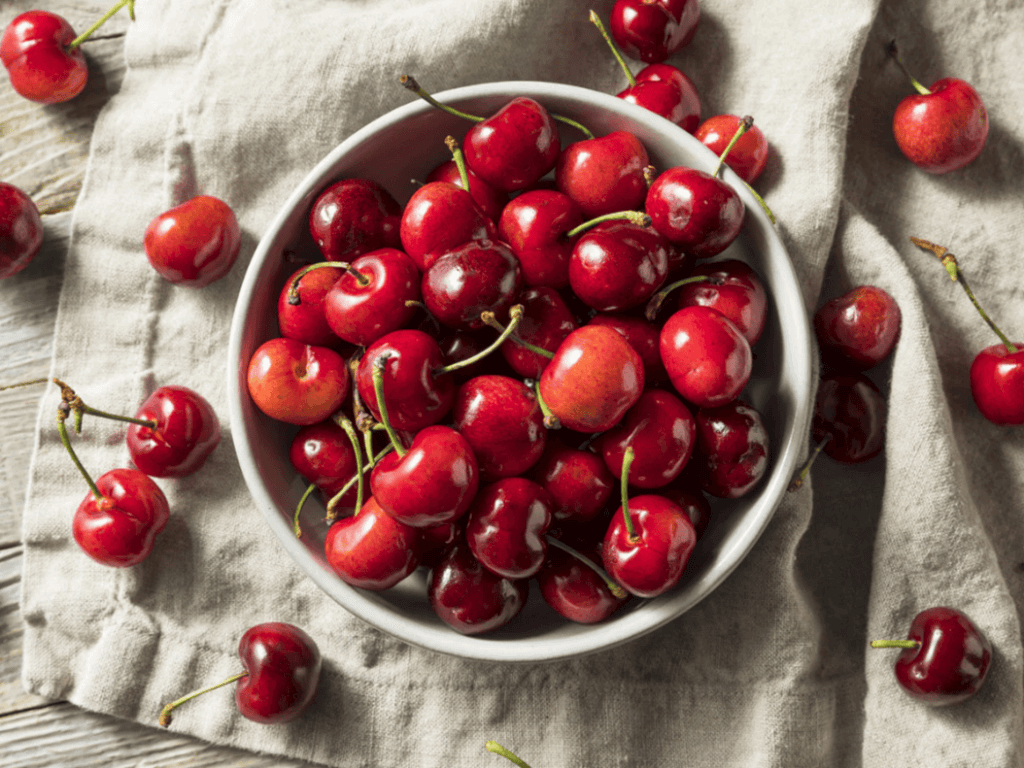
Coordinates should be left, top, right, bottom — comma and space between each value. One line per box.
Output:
870, 606, 992, 706
144, 195, 242, 287
159, 622, 321, 726
0, 182, 44, 279
126, 385, 221, 477
812, 372, 886, 464
814, 285, 901, 370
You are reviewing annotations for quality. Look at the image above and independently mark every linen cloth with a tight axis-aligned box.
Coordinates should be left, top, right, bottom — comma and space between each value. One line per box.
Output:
19, 0, 1024, 765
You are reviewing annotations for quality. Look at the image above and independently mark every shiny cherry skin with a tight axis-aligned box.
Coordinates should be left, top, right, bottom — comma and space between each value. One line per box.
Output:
603, 494, 696, 598
618, 64, 702, 133
540, 325, 645, 433
812, 372, 886, 463
425, 160, 508, 222
537, 544, 628, 624
0, 182, 44, 279
235, 623, 321, 724
695, 115, 769, 184
677, 258, 768, 346
1, 11, 87, 103
246, 338, 349, 425
463, 96, 561, 192
595, 388, 696, 489
695, 399, 769, 498
289, 420, 360, 510
277, 264, 345, 347
498, 287, 576, 379
888, 606, 992, 705
308, 178, 402, 260
646, 166, 744, 259
660, 484, 711, 540
399, 181, 497, 272
144, 195, 241, 287
421, 239, 522, 330
454, 375, 547, 480
609, 0, 700, 63
370, 425, 480, 528
569, 221, 669, 313
970, 343, 1024, 425
428, 541, 528, 635
660, 305, 752, 408
554, 131, 650, 218
356, 329, 454, 432
893, 78, 988, 174
323, 247, 420, 347
466, 477, 554, 580
72, 468, 170, 567
533, 439, 615, 526
497, 189, 583, 288
126, 386, 220, 478
588, 313, 669, 385
814, 285, 901, 371
324, 496, 421, 590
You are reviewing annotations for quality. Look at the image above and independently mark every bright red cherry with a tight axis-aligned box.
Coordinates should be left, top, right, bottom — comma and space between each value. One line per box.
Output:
1, 11, 87, 103
695, 399, 769, 498
533, 439, 615, 526
872, 606, 992, 706
675, 258, 768, 346
812, 372, 886, 464
425, 160, 508, 222
497, 189, 583, 288
400, 180, 498, 272
277, 264, 346, 348
569, 220, 669, 312
970, 344, 1024, 425
246, 338, 349, 425
609, 0, 700, 63
144, 195, 241, 287
324, 496, 421, 590
814, 285, 901, 370
587, 313, 669, 386
126, 386, 220, 478
695, 115, 769, 184
555, 131, 650, 218
463, 96, 561, 191
0, 182, 44, 279
428, 541, 528, 635
660, 305, 752, 408
646, 166, 744, 259
308, 178, 402, 260
466, 478, 554, 580
73, 468, 170, 568
618, 64, 702, 133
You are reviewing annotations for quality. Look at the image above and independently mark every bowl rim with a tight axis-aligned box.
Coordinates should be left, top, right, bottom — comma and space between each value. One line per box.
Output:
227, 80, 814, 664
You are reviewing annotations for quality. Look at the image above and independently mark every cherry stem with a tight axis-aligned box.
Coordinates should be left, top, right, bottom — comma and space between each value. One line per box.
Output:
485, 741, 532, 768
533, 380, 561, 429
644, 274, 714, 321
742, 179, 776, 224
158, 671, 247, 728
545, 535, 627, 599
787, 435, 831, 492
712, 116, 753, 178
480, 313, 555, 360
870, 639, 921, 649
0, 378, 48, 391
910, 237, 1017, 353
371, 355, 408, 459
886, 40, 932, 96
67, 0, 135, 50
445, 136, 471, 191
435, 305, 526, 374
350, 357, 376, 435
325, 444, 394, 522
56, 410, 102, 501
589, 9, 636, 87
334, 413, 365, 518
288, 261, 367, 303
52, 378, 157, 433
565, 210, 651, 239
292, 482, 318, 538
620, 446, 638, 542
643, 165, 657, 188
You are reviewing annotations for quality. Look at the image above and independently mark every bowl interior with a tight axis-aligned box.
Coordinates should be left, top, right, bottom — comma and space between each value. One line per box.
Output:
227, 81, 813, 663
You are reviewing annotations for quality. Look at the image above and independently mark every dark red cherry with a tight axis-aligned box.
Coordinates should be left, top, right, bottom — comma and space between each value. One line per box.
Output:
660, 305, 752, 408
463, 97, 561, 192
695, 115, 769, 184
126, 386, 221, 478
466, 477, 554, 579
0, 182, 44, 279
428, 541, 528, 635
555, 131, 649, 218
537, 543, 629, 624
421, 239, 523, 330
289, 420, 359, 507
497, 189, 583, 288
814, 285, 902, 371
695, 399, 769, 498
812, 372, 885, 463
660, 485, 711, 540
497, 286, 576, 379
533, 439, 615, 526
569, 220, 669, 312
324, 496, 421, 590
309, 178, 401, 260
609, 0, 700, 63
646, 166, 744, 259
234, 623, 322, 724
676, 258, 768, 346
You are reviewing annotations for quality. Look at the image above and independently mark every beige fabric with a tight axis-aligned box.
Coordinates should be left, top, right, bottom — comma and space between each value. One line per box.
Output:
20, 0, 1024, 765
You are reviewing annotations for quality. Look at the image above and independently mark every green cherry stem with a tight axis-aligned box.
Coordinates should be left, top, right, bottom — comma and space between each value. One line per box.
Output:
485, 741, 533, 768
480, 313, 555, 360
870, 639, 920, 649
911, 237, 1018, 353
56, 406, 102, 501
886, 40, 932, 96
67, 0, 135, 50
620, 446, 638, 542
445, 135, 471, 191
335, 412, 366, 515
435, 305, 527, 375
644, 274, 713, 321
565, 210, 651, 239
287, 261, 368, 303
372, 355, 408, 459
158, 671, 247, 728
712, 116, 753, 178
787, 435, 831, 492
325, 444, 394, 523
292, 483, 318, 538
545, 535, 627, 599
533, 380, 561, 430
53, 378, 157, 434
589, 9, 636, 87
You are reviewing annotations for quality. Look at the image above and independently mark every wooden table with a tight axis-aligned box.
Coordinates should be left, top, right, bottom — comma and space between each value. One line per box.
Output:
0, 3, 316, 764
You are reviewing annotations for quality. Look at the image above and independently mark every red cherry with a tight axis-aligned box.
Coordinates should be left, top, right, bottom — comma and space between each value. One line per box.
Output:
308, 178, 402, 260
893, 78, 988, 174
277, 265, 346, 347
970, 343, 1024, 425
646, 166, 744, 259
554, 131, 650, 218
814, 285, 901, 370
539, 325, 645, 433
497, 287, 576, 379
399, 180, 498, 272
497, 189, 583, 288
246, 338, 349, 425
144, 195, 241, 287
812, 372, 886, 464
466, 478, 554, 580
587, 313, 669, 385
608, 0, 700, 63
425, 160, 508, 222
695, 399, 769, 498
324, 496, 421, 590
533, 439, 615, 526
234, 623, 322, 724
1, 11, 87, 103
421, 239, 523, 330
695, 115, 769, 184
289, 420, 359, 504
0, 182, 44, 279
676, 258, 768, 346
872, 606, 992, 706
72, 468, 170, 567
463, 97, 561, 192
537, 543, 628, 624
126, 386, 220, 478
569, 220, 669, 312
660, 485, 711, 540
428, 541, 528, 635
660, 305, 752, 408
618, 64, 702, 133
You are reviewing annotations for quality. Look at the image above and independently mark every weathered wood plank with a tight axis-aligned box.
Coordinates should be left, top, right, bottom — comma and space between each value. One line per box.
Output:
0, 546, 48, 715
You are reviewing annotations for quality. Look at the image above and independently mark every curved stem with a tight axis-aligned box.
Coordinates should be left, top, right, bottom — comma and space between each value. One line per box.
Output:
325, 444, 394, 523
480, 313, 555, 360
372, 355, 408, 459
436, 305, 526, 375
546, 535, 627, 599
644, 274, 713, 321
533, 380, 561, 430
53, 377, 157, 433
787, 435, 831, 492
287, 261, 365, 304
67, 0, 134, 50
565, 210, 650, 239
485, 741, 532, 768
445, 136, 471, 191
910, 237, 1017, 353
57, 414, 102, 500
292, 482, 318, 538
334, 413, 366, 518
620, 446, 637, 542
400, 75, 484, 122
552, 113, 594, 140
712, 116, 753, 178
742, 179, 776, 224
886, 40, 932, 96
870, 639, 920, 649
158, 671, 247, 728
589, 9, 636, 87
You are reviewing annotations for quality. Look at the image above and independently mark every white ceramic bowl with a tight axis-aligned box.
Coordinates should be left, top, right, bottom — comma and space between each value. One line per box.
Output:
227, 81, 813, 663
